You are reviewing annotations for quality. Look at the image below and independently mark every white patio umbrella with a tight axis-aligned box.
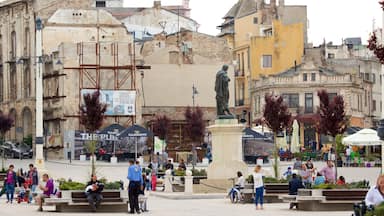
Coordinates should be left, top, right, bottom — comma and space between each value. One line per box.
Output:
342, 128, 383, 173
342, 128, 382, 146
290, 120, 300, 153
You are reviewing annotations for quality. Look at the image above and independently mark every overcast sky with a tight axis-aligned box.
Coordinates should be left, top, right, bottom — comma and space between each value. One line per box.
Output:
124, 0, 383, 46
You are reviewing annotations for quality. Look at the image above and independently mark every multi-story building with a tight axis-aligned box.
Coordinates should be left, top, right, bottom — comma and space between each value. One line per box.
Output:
325, 37, 382, 126
0, 0, 93, 145
138, 29, 233, 160
0, 0, 143, 159
218, 0, 307, 122
251, 59, 373, 150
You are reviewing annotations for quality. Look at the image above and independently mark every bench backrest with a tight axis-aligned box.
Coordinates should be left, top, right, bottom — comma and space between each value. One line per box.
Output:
322, 190, 368, 201
264, 184, 289, 194
71, 191, 121, 199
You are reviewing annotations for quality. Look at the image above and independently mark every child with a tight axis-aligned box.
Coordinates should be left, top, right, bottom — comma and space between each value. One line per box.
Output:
139, 173, 148, 212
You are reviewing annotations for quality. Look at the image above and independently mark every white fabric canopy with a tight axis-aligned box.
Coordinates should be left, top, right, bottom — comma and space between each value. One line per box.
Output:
342, 128, 382, 146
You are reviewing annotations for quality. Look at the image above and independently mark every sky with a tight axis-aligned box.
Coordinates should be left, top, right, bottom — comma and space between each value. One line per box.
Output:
124, 0, 384, 46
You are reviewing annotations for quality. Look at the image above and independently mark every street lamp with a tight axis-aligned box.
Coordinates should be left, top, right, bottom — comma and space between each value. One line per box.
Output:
192, 84, 198, 107
34, 17, 46, 172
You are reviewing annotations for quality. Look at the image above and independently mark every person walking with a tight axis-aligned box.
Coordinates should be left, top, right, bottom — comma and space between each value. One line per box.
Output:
5, 164, 17, 204
85, 174, 104, 212
27, 164, 39, 203
346, 146, 351, 167
253, 165, 264, 210
127, 159, 143, 214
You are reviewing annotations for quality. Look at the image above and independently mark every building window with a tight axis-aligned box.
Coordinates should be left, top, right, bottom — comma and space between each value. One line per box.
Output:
364, 90, 367, 107
0, 70, 3, 102
253, 17, 258, 24
365, 73, 370, 81
328, 53, 335, 59
24, 28, 30, 56
305, 93, 313, 113
11, 31, 16, 59
373, 100, 376, 112
23, 66, 30, 98
241, 52, 245, 74
96, 1, 106, 7
311, 73, 316, 81
303, 73, 307, 81
10, 64, 17, 100
373, 74, 376, 84
255, 95, 261, 114
283, 93, 299, 108
262, 55, 272, 68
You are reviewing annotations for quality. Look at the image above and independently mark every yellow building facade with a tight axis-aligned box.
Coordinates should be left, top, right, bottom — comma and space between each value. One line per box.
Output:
250, 20, 304, 79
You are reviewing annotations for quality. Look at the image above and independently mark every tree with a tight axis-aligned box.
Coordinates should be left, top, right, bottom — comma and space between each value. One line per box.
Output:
263, 94, 292, 178
79, 90, 107, 175
152, 115, 171, 156
317, 90, 348, 177
184, 106, 206, 167
367, 1, 384, 63
0, 113, 14, 171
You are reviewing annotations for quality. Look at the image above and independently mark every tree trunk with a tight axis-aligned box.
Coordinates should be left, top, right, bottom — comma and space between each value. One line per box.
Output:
333, 139, 338, 181
273, 133, 279, 178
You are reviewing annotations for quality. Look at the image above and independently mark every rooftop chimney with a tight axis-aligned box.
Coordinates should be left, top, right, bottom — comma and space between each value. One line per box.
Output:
154, 1, 161, 9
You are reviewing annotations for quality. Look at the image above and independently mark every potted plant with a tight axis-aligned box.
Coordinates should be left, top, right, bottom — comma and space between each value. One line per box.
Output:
58, 180, 86, 199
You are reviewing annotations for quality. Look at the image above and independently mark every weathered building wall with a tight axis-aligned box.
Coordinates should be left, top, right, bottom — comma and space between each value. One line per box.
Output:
121, 7, 199, 36
43, 9, 131, 54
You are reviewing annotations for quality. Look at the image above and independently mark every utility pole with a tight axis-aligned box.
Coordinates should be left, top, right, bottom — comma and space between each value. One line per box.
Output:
34, 18, 46, 172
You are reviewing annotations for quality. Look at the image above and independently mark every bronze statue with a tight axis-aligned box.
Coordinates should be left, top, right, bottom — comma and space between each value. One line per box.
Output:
215, 65, 233, 117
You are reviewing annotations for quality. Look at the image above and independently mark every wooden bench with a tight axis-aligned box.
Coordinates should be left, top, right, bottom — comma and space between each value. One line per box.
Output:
264, 183, 289, 203
322, 190, 366, 201
285, 189, 369, 211
45, 190, 129, 212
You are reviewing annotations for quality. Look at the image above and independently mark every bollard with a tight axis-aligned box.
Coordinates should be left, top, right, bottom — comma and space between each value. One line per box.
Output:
184, 170, 193, 195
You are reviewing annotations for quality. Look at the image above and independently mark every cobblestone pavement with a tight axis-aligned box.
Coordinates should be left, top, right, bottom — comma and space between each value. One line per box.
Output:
0, 196, 352, 216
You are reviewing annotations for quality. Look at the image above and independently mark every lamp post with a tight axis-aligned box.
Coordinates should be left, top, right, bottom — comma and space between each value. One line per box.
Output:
34, 17, 46, 172
192, 84, 198, 107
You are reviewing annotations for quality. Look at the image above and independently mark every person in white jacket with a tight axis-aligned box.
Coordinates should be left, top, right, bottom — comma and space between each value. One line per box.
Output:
365, 175, 384, 206
253, 165, 264, 210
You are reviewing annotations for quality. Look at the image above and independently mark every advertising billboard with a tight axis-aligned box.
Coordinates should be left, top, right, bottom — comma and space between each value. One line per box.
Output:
81, 89, 136, 116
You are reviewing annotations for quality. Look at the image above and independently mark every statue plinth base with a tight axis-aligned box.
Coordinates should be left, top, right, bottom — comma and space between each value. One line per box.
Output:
207, 119, 248, 180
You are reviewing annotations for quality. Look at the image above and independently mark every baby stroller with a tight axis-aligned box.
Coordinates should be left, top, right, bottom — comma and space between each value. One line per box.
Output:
17, 180, 31, 204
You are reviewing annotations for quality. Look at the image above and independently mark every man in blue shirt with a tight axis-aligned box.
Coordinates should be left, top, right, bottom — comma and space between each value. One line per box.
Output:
128, 160, 143, 214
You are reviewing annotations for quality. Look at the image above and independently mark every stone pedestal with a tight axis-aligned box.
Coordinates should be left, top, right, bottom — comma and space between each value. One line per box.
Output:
207, 119, 248, 180
164, 170, 173, 193
110, 156, 118, 164
184, 170, 193, 195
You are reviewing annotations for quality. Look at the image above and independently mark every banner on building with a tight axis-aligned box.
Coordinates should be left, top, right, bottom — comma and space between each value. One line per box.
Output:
81, 89, 136, 116
154, 136, 166, 154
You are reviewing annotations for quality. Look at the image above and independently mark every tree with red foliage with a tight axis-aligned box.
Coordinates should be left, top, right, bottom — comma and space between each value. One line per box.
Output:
79, 90, 107, 175
317, 90, 348, 178
367, 1, 384, 63
185, 107, 206, 167
152, 115, 171, 141
0, 113, 14, 170
184, 106, 205, 144
263, 94, 292, 178
152, 115, 171, 157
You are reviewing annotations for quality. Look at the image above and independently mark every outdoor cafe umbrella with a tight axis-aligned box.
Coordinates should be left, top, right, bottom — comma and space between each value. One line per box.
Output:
118, 124, 153, 160
290, 119, 300, 153
342, 128, 383, 172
